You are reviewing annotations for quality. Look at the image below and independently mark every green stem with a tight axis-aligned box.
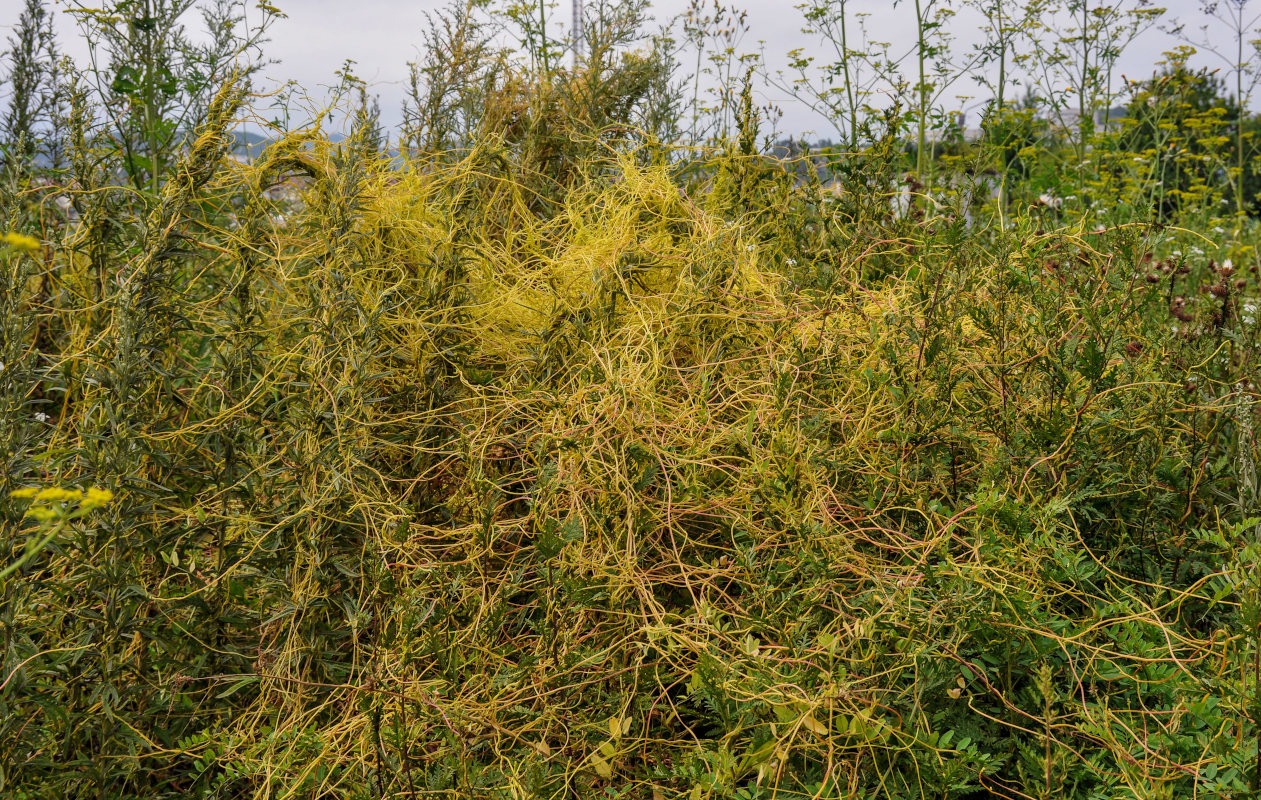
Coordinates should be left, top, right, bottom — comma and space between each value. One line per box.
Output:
1237, 7, 1246, 217
0, 518, 67, 582
840, 0, 857, 149
1254, 622, 1260, 795
538, 0, 550, 74
915, 0, 927, 181
994, 0, 1005, 112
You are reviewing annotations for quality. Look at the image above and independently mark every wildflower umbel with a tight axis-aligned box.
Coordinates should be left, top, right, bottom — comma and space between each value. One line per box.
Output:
0, 232, 40, 252
10, 486, 114, 522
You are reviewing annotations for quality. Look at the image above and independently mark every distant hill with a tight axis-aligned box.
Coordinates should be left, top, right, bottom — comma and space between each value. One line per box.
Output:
230, 129, 391, 163
231, 129, 274, 161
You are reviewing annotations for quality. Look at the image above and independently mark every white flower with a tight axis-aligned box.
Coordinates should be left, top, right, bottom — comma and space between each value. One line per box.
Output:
745, 243, 756, 253
786, 258, 798, 267
1223, 259, 1234, 271
0, 361, 4, 374
34, 412, 49, 423
1213, 227, 1226, 235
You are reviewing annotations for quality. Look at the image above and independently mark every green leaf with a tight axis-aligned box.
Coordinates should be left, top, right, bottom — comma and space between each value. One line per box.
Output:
112, 66, 140, 95
215, 676, 258, 699
591, 753, 612, 779
535, 527, 565, 559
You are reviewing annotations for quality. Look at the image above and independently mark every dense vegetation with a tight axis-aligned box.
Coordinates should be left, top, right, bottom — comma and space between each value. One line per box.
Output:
3, 0, 1261, 797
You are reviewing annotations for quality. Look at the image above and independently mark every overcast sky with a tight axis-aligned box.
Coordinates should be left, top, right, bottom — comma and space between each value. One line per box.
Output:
6, 0, 1235, 139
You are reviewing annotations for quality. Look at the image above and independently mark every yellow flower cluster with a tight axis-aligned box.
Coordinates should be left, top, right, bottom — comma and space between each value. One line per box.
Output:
10, 486, 114, 522
1, 232, 41, 252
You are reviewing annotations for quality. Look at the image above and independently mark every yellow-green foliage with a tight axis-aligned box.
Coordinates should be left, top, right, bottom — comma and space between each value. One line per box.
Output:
1, 117, 1257, 799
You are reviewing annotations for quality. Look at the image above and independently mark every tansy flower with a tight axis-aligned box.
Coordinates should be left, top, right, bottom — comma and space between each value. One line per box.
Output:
9, 486, 114, 521
1, 232, 40, 252
82, 488, 114, 510
34, 487, 80, 504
